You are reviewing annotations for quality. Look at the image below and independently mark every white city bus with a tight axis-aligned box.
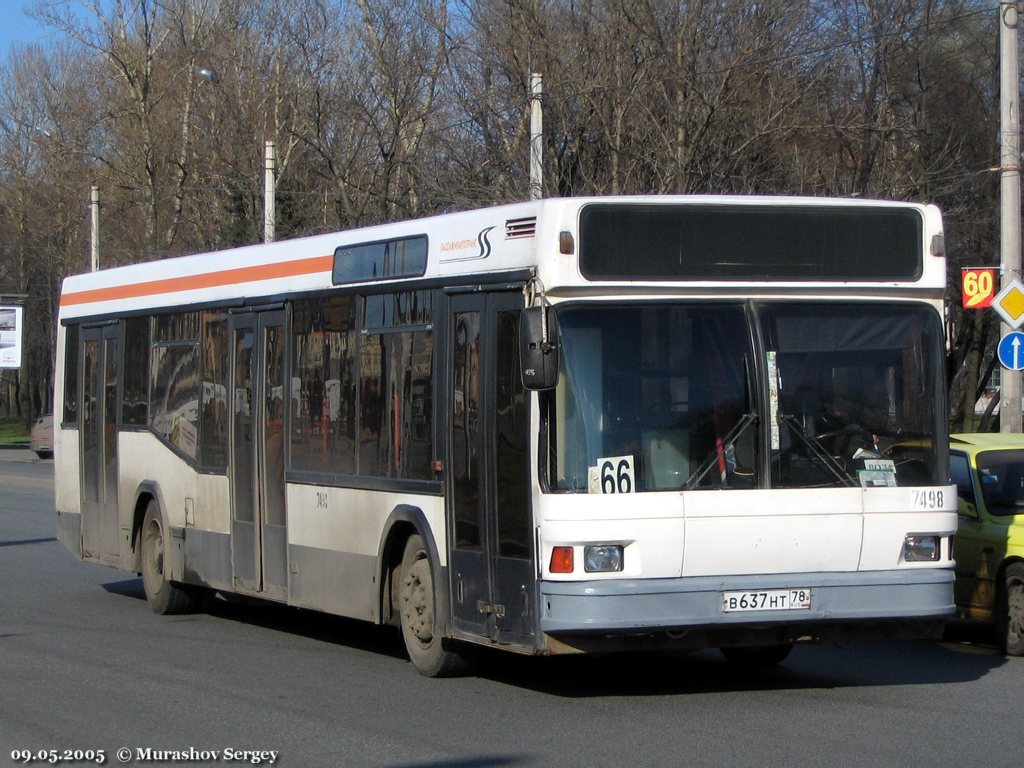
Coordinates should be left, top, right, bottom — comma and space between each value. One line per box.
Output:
55, 196, 957, 675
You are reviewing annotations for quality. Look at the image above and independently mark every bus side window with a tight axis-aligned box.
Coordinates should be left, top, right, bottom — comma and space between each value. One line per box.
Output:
63, 324, 80, 424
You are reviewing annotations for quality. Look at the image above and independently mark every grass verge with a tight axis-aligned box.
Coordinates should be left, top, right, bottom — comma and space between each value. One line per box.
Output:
0, 416, 30, 446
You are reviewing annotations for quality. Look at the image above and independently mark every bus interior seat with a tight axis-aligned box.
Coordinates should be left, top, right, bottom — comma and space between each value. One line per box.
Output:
643, 429, 688, 490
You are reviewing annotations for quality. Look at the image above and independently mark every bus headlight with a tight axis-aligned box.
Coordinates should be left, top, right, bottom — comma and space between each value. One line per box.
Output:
584, 545, 624, 573
903, 535, 940, 562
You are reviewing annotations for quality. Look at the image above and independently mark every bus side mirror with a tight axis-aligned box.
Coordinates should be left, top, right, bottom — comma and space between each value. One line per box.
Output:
520, 306, 558, 390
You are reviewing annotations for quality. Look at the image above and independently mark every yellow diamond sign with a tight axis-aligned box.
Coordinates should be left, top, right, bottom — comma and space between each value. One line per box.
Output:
994, 279, 1024, 330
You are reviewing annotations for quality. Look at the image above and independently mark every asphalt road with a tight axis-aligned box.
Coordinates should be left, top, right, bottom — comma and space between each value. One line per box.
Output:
1, 448, 1021, 768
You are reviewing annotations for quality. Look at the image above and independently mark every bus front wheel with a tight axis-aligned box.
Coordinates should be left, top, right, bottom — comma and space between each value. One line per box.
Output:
398, 534, 469, 677
139, 501, 196, 615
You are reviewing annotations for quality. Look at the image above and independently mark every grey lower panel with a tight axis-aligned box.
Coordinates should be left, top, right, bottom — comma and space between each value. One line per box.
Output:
263, 523, 288, 596
288, 544, 377, 622
231, 521, 256, 590
540, 569, 954, 634
180, 528, 233, 592
57, 510, 82, 557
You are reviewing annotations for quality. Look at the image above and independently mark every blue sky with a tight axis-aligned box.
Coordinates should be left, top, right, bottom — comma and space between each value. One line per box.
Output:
0, 1, 60, 59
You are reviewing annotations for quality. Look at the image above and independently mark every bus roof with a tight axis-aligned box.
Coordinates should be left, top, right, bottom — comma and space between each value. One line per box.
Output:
58, 195, 943, 321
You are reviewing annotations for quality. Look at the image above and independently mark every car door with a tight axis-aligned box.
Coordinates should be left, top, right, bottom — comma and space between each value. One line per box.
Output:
951, 450, 999, 621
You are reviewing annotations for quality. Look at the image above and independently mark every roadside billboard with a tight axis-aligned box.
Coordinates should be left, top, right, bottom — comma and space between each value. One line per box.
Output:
0, 305, 24, 369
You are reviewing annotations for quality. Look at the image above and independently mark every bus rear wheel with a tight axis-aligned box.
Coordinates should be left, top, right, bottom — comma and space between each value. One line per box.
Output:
398, 534, 470, 677
998, 562, 1024, 656
139, 501, 196, 615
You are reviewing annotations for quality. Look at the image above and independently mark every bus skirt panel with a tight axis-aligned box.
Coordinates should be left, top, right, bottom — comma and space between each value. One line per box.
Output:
539, 569, 953, 638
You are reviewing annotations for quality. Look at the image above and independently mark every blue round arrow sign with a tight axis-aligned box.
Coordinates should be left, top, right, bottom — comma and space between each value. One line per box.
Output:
998, 331, 1024, 371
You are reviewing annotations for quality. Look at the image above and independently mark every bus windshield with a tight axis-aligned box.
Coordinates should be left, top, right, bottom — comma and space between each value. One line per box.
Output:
545, 301, 944, 492
762, 303, 943, 489
548, 303, 755, 492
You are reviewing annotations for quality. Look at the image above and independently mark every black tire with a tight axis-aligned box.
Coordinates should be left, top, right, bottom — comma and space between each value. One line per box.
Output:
720, 644, 793, 667
139, 501, 196, 615
398, 534, 470, 677
998, 562, 1024, 656
35, 450, 52, 460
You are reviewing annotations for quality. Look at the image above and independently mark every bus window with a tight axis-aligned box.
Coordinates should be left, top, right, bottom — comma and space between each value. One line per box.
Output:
200, 311, 229, 468
123, 316, 151, 427
150, 311, 200, 460
62, 324, 79, 425
291, 295, 358, 475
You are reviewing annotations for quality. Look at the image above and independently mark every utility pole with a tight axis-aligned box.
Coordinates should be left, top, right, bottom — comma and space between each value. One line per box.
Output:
264, 140, 276, 244
529, 73, 543, 201
1000, 1, 1021, 432
90, 185, 99, 272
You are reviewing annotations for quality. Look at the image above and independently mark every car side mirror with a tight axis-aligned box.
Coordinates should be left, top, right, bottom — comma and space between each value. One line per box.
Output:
519, 305, 558, 390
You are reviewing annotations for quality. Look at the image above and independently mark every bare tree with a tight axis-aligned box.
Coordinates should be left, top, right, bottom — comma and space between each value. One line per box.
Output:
0, 0, 1005, 427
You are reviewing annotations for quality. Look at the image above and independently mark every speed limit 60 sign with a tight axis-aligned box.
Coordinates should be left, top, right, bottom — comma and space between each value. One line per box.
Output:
962, 268, 997, 308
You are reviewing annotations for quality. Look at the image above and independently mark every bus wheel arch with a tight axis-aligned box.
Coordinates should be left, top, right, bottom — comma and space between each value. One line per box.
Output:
996, 559, 1024, 656
377, 506, 441, 627
378, 506, 470, 677
129, 482, 163, 573
134, 490, 195, 615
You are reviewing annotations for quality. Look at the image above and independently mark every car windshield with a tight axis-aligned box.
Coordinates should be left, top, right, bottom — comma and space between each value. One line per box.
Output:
977, 449, 1024, 516
544, 301, 945, 492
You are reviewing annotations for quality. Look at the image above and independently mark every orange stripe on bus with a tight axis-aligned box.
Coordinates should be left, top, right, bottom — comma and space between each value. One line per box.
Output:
60, 255, 334, 307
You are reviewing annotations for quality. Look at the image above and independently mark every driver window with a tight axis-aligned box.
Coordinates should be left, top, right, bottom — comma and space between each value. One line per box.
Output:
950, 452, 979, 519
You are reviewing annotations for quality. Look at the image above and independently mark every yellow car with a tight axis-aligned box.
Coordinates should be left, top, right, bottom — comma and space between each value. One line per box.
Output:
950, 433, 1024, 655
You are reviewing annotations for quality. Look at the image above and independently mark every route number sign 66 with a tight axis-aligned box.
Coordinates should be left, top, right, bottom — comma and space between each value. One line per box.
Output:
588, 455, 636, 494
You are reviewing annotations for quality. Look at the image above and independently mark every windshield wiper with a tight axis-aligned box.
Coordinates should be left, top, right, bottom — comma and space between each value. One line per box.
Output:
778, 413, 857, 487
684, 413, 758, 489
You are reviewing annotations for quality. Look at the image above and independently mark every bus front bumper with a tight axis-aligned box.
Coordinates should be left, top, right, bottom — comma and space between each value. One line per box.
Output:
539, 568, 953, 636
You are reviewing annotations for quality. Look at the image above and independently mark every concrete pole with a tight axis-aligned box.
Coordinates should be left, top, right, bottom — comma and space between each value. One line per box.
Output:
264, 140, 276, 244
529, 73, 543, 201
90, 185, 100, 272
1000, 1, 1021, 432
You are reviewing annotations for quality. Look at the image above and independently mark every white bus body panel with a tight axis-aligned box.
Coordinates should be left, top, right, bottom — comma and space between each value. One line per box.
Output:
536, 487, 956, 635
287, 485, 445, 620
118, 431, 231, 536
54, 420, 82, 556
537, 487, 956, 582
58, 203, 543, 322
287, 485, 445, 566
531, 197, 946, 298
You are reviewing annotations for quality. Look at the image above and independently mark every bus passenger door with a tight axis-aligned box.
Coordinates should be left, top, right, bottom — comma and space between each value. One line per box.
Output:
80, 323, 121, 565
230, 309, 288, 600
447, 291, 535, 647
